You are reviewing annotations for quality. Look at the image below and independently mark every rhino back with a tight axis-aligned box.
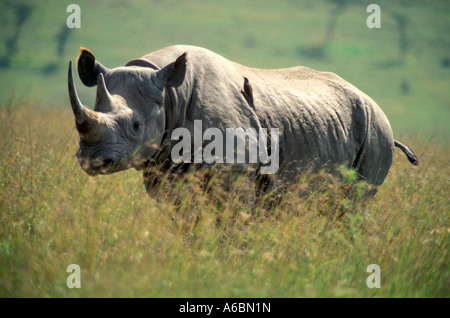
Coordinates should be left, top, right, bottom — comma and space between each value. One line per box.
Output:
128, 45, 263, 130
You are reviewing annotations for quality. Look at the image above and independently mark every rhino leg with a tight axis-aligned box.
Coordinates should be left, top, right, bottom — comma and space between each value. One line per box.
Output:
353, 133, 394, 186
255, 173, 273, 198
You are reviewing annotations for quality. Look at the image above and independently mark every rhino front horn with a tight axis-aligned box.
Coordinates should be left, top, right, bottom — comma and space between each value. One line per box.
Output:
68, 60, 100, 133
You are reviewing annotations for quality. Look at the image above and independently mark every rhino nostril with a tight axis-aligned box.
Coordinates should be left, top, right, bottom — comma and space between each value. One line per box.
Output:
100, 158, 115, 168
78, 157, 89, 169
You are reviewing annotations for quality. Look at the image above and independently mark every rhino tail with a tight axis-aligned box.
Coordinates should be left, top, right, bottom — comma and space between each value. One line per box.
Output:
394, 140, 419, 165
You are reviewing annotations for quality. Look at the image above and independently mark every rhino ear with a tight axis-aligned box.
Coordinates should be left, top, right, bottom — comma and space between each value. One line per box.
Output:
76, 47, 108, 87
156, 52, 188, 88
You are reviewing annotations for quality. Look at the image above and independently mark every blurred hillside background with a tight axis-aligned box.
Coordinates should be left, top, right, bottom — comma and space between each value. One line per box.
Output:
0, 0, 449, 142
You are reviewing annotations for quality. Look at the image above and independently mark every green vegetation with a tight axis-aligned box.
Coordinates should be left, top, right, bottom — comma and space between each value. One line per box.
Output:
0, 105, 448, 297
0, 0, 448, 297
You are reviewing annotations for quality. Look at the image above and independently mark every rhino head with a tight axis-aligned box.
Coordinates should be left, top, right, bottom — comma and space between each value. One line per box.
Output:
68, 48, 187, 176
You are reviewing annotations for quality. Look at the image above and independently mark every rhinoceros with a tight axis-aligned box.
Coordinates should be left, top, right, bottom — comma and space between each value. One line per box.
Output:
68, 45, 418, 195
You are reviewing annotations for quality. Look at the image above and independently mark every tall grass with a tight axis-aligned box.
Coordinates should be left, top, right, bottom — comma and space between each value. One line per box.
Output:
0, 104, 448, 297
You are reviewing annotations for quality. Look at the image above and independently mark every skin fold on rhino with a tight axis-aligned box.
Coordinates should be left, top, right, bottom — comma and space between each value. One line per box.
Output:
68, 45, 418, 195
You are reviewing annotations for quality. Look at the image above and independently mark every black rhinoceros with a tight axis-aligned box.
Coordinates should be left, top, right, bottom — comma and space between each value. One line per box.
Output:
68, 45, 418, 194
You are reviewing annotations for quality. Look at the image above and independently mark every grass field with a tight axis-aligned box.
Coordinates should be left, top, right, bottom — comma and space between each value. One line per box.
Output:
0, 105, 448, 297
0, 0, 449, 297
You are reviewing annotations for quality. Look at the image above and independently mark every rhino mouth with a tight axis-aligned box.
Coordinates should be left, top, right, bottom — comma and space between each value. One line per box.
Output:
78, 155, 129, 176
78, 148, 152, 176
129, 157, 151, 171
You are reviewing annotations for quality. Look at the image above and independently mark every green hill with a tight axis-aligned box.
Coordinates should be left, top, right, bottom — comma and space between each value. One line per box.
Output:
0, 0, 449, 141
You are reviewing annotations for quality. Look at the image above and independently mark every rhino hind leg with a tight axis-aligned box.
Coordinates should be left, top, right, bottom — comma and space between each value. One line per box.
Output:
352, 136, 394, 186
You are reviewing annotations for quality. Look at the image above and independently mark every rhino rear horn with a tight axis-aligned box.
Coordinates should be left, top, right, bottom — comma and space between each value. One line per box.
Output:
94, 73, 115, 113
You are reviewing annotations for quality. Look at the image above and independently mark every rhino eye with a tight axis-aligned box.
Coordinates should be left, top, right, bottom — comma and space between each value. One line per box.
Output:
133, 121, 141, 131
